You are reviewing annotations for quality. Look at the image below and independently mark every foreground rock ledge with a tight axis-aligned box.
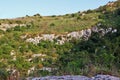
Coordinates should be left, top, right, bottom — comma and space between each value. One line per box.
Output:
27, 75, 120, 80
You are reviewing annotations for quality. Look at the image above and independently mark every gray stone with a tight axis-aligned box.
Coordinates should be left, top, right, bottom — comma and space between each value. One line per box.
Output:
30, 75, 120, 80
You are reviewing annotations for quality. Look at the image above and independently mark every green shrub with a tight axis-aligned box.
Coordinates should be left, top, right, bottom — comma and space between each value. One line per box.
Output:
50, 23, 55, 26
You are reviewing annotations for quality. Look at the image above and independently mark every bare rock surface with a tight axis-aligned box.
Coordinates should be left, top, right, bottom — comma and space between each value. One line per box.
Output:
27, 75, 120, 80
25, 26, 117, 45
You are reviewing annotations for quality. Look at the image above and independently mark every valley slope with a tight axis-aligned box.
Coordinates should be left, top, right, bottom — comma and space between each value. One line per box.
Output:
0, 0, 120, 79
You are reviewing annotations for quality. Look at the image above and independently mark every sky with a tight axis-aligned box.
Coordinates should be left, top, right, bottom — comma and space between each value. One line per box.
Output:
0, 0, 116, 19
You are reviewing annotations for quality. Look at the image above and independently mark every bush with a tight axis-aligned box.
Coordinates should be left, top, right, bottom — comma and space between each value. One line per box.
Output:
71, 14, 75, 17
77, 16, 81, 20
51, 15, 56, 17
86, 9, 93, 13
0, 69, 8, 80
14, 26, 21, 31
15, 20, 22, 24
36, 70, 50, 76
34, 13, 41, 17
1, 45, 13, 54
117, 8, 120, 15
50, 23, 55, 26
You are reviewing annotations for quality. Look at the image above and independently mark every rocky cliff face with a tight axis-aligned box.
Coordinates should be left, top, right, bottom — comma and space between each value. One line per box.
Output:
23, 24, 117, 45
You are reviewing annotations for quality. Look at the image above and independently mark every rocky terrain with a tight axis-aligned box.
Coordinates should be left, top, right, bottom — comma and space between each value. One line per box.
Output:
27, 75, 120, 80
0, 0, 120, 80
0, 23, 25, 31
24, 26, 117, 45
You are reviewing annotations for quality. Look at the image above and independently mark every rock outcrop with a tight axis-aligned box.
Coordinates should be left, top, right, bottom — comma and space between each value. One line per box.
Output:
24, 26, 117, 45
0, 23, 25, 31
27, 75, 120, 80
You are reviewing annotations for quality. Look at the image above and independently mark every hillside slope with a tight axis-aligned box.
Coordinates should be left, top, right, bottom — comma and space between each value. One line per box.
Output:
0, 0, 120, 79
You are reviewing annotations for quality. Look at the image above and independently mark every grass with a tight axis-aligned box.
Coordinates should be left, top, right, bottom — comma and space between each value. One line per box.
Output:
0, 12, 101, 34
0, 0, 120, 78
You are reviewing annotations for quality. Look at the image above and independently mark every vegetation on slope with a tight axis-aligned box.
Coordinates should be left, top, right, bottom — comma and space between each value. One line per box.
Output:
0, 0, 120, 79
